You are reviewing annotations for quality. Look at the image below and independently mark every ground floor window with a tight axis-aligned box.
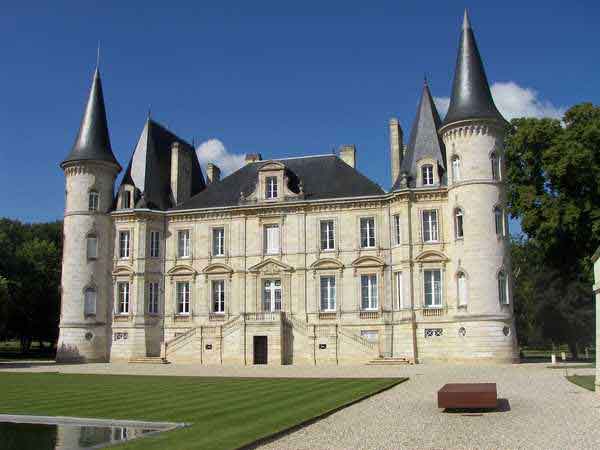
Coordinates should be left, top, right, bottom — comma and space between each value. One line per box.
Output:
423, 269, 442, 307
84, 288, 96, 316
361, 274, 378, 310
395, 271, 404, 309
212, 280, 225, 313
320, 276, 336, 311
263, 279, 282, 311
117, 282, 129, 314
360, 330, 378, 342
177, 281, 190, 314
148, 282, 159, 314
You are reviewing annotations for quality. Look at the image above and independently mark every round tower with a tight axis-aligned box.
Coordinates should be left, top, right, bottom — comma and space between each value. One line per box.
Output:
440, 11, 518, 362
56, 67, 121, 362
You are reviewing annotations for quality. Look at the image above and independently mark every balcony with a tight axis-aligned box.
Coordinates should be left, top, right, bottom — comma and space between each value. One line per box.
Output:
419, 307, 446, 318
318, 312, 337, 320
359, 310, 380, 320
243, 312, 282, 322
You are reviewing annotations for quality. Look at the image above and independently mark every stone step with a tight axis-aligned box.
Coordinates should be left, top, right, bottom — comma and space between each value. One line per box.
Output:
128, 357, 170, 364
367, 357, 412, 365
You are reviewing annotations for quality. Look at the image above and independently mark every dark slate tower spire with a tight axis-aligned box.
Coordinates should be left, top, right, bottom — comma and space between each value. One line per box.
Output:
394, 79, 446, 189
61, 68, 120, 169
442, 10, 504, 126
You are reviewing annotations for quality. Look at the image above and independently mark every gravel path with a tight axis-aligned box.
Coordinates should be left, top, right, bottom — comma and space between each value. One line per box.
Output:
2, 361, 598, 449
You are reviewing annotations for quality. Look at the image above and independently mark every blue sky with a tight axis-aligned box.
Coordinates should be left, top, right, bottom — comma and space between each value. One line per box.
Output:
1, 1, 598, 226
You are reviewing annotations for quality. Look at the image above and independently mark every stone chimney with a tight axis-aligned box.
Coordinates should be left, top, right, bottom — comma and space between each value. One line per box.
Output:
245, 153, 262, 164
339, 145, 356, 168
170, 142, 192, 205
206, 163, 221, 184
389, 118, 403, 184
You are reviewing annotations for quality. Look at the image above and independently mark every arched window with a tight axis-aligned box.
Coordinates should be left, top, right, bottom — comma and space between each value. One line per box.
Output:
494, 207, 505, 236
498, 271, 508, 305
454, 208, 464, 239
457, 272, 467, 307
421, 164, 434, 186
88, 190, 99, 211
86, 234, 98, 259
451, 156, 461, 182
491, 152, 501, 181
84, 288, 96, 316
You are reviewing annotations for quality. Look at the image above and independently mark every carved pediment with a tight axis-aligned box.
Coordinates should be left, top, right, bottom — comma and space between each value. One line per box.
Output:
166, 264, 198, 279
112, 265, 134, 277
248, 258, 294, 274
202, 262, 234, 275
415, 250, 449, 263
310, 258, 344, 271
351, 255, 385, 269
258, 161, 286, 172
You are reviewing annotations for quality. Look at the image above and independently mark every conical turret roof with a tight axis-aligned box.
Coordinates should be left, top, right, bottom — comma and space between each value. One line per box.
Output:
442, 10, 504, 126
394, 80, 446, 189
61, 68, 120, 169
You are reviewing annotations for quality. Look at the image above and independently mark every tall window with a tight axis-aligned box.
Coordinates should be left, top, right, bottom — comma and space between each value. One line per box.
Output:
422, 164, 434, 186
117, 282, 129, 314
88, 190, 99, 211
263, 279, 282, 311
119, 231, 130, 259
498, 271, 509, 305
491, 152, 501, 181
451, 156, 461, 182
178, 230, 191, 258
265, 176, 278, 199
457, 272, 467, 307
394, 214, 401, 245
320, 276, 336, 311
212, 228, 225, 256
494, 207, 505, 236
320, 220, 335, 251
454, 208, 464, 239
176, 281, 190, 314
150, 231, 160, 258
395, 272, 404, 309
361, 274, 378, 310
264, 224, 280, 254
212, 280, 225, 313
360, 217, 376, 248
422, 210, 439, 243
87, 235, 98, 259
423, 269, 442, 308
148, 282, 159, 314
122, 191, 131, 209
84, 288, 96, 316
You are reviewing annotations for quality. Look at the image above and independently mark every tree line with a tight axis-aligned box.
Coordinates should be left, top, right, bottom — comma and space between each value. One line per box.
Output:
0, 219, 62, 352
0, 103, 598, 356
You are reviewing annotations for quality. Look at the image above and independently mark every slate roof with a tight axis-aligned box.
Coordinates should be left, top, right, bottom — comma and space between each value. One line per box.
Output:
393, 81, 446, 189
119, 119, 205, 210
61, 68, 120, 169
176, 155, 384, 210
442, 10, 505, 126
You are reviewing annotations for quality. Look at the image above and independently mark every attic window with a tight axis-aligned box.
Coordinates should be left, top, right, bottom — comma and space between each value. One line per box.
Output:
265, 176, 278, 199
122, 191, 131, 209
422, 165, 434, 186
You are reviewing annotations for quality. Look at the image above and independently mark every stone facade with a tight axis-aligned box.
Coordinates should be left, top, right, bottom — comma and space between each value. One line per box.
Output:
56, 11, 519, 365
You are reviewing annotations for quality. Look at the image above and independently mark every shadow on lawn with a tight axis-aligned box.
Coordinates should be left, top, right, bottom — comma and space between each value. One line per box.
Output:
443, 398, 511, 414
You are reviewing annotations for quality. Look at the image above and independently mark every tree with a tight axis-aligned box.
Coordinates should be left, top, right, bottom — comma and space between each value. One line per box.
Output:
505, 103, 600, 356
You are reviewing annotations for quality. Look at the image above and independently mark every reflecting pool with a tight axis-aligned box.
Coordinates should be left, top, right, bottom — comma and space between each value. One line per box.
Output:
1, 421, 161, 449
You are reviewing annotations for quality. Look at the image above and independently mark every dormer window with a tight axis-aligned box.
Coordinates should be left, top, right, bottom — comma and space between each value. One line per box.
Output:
88, 190, 99, 211
122, 191, 131, 209
422, 165, 434, 186
265, 176, 278, 199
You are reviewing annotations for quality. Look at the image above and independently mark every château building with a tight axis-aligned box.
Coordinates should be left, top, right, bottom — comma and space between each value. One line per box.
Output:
57, 11, 518, 365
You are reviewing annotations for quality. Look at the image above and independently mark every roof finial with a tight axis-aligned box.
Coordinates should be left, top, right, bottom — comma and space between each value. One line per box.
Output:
147, 105, 151, 120
463, 8, 471, 30
96, 41, 100, 69
424, 73, 428, 86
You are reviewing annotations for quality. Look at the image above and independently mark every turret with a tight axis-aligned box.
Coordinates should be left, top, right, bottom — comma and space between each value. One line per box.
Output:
56, 67, 121, 362
439, 10, 517, 362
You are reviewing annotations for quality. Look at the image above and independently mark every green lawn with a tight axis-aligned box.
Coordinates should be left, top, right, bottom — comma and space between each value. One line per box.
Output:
566, 375, 596, 392
0, 373, 405, 450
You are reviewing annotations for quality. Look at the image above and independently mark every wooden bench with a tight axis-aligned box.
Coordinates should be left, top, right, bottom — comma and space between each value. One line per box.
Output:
438, 383, 497, 409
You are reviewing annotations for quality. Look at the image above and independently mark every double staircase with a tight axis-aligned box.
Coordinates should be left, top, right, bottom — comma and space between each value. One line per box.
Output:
129, 356, 169, 364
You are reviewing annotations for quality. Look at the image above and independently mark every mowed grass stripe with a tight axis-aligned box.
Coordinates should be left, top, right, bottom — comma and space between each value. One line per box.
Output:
0, 373, 405, 450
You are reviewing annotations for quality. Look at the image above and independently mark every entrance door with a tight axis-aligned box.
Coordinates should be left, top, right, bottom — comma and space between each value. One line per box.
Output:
253, 336, 268, 364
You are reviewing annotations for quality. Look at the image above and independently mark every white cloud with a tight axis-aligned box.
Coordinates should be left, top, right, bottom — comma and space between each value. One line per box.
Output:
434, 81, 565, 120
196, 139, 246, 176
